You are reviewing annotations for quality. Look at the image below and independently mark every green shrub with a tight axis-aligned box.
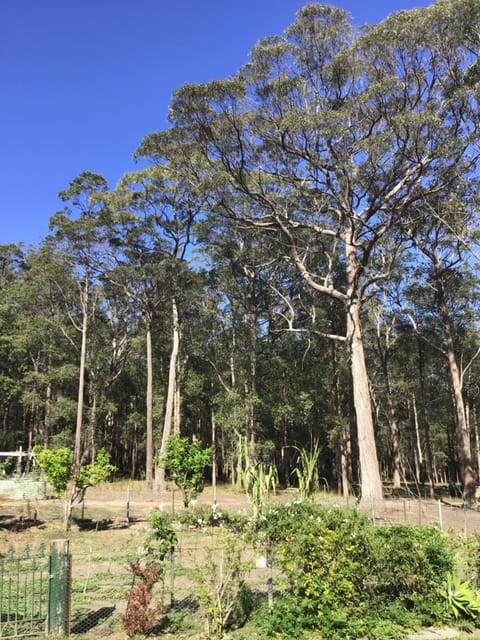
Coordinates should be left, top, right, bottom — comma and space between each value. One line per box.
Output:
369, 524, 454, 617
173, 503, 250, 532
250, 502, 455, 638
161, 435, 212, 508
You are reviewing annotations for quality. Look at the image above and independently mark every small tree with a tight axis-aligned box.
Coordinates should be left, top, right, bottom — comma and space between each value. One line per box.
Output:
36, 447, 116, 529
162, 435, 212, 507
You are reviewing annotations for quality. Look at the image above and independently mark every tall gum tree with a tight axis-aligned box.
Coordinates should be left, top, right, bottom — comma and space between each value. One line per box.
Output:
108, 159, 199, 491
156, 1, 480, 508
49, 172, 109, 471
404, 190, 480, 503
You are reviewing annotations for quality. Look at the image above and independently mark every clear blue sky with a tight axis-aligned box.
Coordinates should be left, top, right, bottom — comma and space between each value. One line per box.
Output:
1, 0, 432, 247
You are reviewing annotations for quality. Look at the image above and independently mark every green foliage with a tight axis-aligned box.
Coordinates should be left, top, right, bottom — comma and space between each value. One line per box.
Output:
240, 462, 277, 517
73, 449, 116, 502
35, 446, 116, 500
441, 574, 480, 621
250, 502, 456, 638
162, 435, 212, 507
145, 510, 178, 564
172, 503, 249, 532
193, 530, 253, 638
290, 441, 321, 500
35, 447, 72, 496
369, 524, 454, 614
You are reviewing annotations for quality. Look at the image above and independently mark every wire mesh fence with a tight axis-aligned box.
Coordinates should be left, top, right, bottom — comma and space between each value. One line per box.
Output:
69, 524, 275, 636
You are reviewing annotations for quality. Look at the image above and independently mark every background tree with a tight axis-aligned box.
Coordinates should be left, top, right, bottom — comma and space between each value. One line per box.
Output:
48, 171, 110, 470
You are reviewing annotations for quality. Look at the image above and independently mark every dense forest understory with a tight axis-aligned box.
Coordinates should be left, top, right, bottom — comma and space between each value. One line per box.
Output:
1, 0, 480, 508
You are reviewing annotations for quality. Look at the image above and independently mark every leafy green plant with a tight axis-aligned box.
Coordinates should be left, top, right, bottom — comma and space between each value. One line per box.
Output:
35, 447, 72, 496
369, 524, 454, 614
240, 463, 277, 517
249, 502, 457, 638
441, 574, 480, 621
146, 510, 178, 564
291, 441, 321, 500
173, 503, 249, 532
193, 530, 253, 638
35, 446, 116, 529
161, 435, 212, 507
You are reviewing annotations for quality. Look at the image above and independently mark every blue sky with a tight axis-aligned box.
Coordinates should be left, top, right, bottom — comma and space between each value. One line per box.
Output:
1, 0, 432, 247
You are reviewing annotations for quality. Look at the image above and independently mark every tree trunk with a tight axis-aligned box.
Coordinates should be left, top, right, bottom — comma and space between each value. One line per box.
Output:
386, 393, 402, 490
346, 298, 384, 510
145, 321, 153, 489
435, 270, 476, 504
156, 295, 181, 492
74, 283, 88, 471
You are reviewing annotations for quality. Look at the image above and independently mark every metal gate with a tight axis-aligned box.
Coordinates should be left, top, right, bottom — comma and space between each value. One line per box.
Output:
0, 540, 70, 639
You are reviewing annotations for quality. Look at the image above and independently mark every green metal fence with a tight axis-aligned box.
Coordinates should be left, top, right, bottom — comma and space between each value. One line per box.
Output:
0, 541, 70, 639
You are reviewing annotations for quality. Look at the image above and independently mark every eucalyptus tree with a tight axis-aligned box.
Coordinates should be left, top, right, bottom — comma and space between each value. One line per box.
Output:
0, 244, 26, 444
14, 243, 79, 449
401, 189, 480, 502
48, 171, 110, 470
150, 1, 480, 507
106, 158, 199, 490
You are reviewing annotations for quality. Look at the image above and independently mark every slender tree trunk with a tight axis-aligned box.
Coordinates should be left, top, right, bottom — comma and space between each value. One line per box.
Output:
247, 310, 257, 458
145, 321, 153, 489
435, 268, 476, 504
417, 337, 435, 496
332, 340, 351, 498
156, 295, 181, 492
411, 394, 423, 484
74, 284, 88, 471
386, 393, 402, 490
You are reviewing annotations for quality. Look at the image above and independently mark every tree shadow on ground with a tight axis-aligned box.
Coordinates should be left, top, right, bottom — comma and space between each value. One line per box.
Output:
71, 606, 116, 634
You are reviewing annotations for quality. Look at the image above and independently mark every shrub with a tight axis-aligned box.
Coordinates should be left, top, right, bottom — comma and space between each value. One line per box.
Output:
173, 503, 249, 532
250, 502, 455, 638
368, 524, 454, 617
162, 435, 212, 507
120, 561, 162, 637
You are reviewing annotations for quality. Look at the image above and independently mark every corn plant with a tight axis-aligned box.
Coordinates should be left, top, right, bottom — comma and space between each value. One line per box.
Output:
291, 441, 321, 500
240, 462, 277, 517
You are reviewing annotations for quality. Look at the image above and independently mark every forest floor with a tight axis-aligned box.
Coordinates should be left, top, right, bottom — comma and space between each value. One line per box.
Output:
2, 482, 480, 639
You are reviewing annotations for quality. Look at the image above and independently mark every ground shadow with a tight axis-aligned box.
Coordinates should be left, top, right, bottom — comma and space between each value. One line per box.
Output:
0, 515, 44, 531
71, 606, 116, 634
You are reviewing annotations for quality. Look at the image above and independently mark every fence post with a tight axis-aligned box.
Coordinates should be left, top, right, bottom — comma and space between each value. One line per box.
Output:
47, 539, 71, 636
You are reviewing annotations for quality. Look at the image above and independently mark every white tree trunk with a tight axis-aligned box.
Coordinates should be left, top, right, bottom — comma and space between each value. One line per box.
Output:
156, 295, 180, 492
145, 322, 153, 489
74, 283, 88, 470
346, 298, 384, 510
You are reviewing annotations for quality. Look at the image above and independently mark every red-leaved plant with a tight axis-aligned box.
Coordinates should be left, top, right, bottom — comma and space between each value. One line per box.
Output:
121, 561, 163, 636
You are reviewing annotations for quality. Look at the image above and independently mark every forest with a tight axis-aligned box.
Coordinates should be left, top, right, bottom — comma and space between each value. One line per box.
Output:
1, 0, 480, 509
